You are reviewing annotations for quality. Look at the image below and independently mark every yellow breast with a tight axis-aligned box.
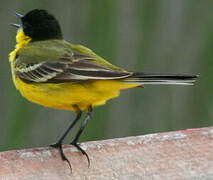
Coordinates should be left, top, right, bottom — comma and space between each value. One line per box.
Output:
13, 77, 138, 111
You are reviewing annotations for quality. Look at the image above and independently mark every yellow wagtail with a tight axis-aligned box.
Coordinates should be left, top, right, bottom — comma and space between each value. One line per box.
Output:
9, 9, 198, 167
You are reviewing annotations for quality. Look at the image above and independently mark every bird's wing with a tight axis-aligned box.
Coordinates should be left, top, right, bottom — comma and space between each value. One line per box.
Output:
15, 53, 131, 83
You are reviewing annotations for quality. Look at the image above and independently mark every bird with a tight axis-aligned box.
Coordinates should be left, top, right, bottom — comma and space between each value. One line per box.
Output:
9, 9, 198, 169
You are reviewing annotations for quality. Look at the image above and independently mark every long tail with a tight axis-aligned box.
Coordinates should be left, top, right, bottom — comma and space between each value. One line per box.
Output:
123, 72, 198, 85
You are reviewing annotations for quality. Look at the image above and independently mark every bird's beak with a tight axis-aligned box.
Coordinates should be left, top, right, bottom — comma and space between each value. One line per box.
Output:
10, 23, 21, 28
10, 12, 23, 28
15, 12, 23, 19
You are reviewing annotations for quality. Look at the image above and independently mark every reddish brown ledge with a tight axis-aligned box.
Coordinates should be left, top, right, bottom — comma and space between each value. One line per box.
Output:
0, 126, 213, 180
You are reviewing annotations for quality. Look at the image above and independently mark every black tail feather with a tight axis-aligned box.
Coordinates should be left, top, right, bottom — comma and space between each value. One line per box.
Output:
131, 72, 198, 79
123, 72, 198, 85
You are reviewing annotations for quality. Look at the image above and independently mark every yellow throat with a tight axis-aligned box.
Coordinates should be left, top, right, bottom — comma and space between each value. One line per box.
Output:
9, 29, 31, 62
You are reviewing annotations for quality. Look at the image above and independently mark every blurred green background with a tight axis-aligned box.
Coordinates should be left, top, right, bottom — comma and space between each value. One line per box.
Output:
0, 0, 212, 151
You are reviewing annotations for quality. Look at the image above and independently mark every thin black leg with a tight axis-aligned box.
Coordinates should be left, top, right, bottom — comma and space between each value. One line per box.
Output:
70, 106, 93, 167
50, 111, 82, 146
50, 111, 82, 170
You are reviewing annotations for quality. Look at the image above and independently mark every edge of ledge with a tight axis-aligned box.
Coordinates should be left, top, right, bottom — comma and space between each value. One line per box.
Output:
0, 126, 213, 180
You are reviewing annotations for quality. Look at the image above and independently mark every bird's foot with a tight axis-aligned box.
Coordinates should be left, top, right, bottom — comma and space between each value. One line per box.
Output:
70, 141, 90, 168
49, 142, 72, 171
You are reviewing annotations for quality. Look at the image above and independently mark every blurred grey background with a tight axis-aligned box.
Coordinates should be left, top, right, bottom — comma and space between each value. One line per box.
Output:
0, 0, 212, 151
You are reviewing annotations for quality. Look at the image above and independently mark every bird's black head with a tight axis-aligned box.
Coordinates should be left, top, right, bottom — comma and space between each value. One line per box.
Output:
17, 9, 63, 41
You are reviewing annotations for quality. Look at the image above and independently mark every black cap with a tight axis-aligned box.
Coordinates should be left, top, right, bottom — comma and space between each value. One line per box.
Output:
21, 9, 63, 41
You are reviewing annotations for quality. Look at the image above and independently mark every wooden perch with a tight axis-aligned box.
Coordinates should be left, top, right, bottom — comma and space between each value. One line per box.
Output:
0, 126, 213, 180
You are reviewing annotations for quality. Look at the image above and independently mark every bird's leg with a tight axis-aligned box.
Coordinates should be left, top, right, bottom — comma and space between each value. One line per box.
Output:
70, 106, 93, 167
50, 111, 82, 147
50, 111, 82, 169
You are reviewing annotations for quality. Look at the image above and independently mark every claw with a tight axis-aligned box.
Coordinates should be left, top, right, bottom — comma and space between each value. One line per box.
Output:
50, 143, 72, 172
71, 142, 90, 168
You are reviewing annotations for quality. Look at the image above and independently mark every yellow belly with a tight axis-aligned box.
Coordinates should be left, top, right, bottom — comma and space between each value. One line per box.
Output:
14, 77, 139, 111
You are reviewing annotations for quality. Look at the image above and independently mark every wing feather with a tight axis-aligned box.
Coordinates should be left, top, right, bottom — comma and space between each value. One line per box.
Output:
15, 53, 131, 83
